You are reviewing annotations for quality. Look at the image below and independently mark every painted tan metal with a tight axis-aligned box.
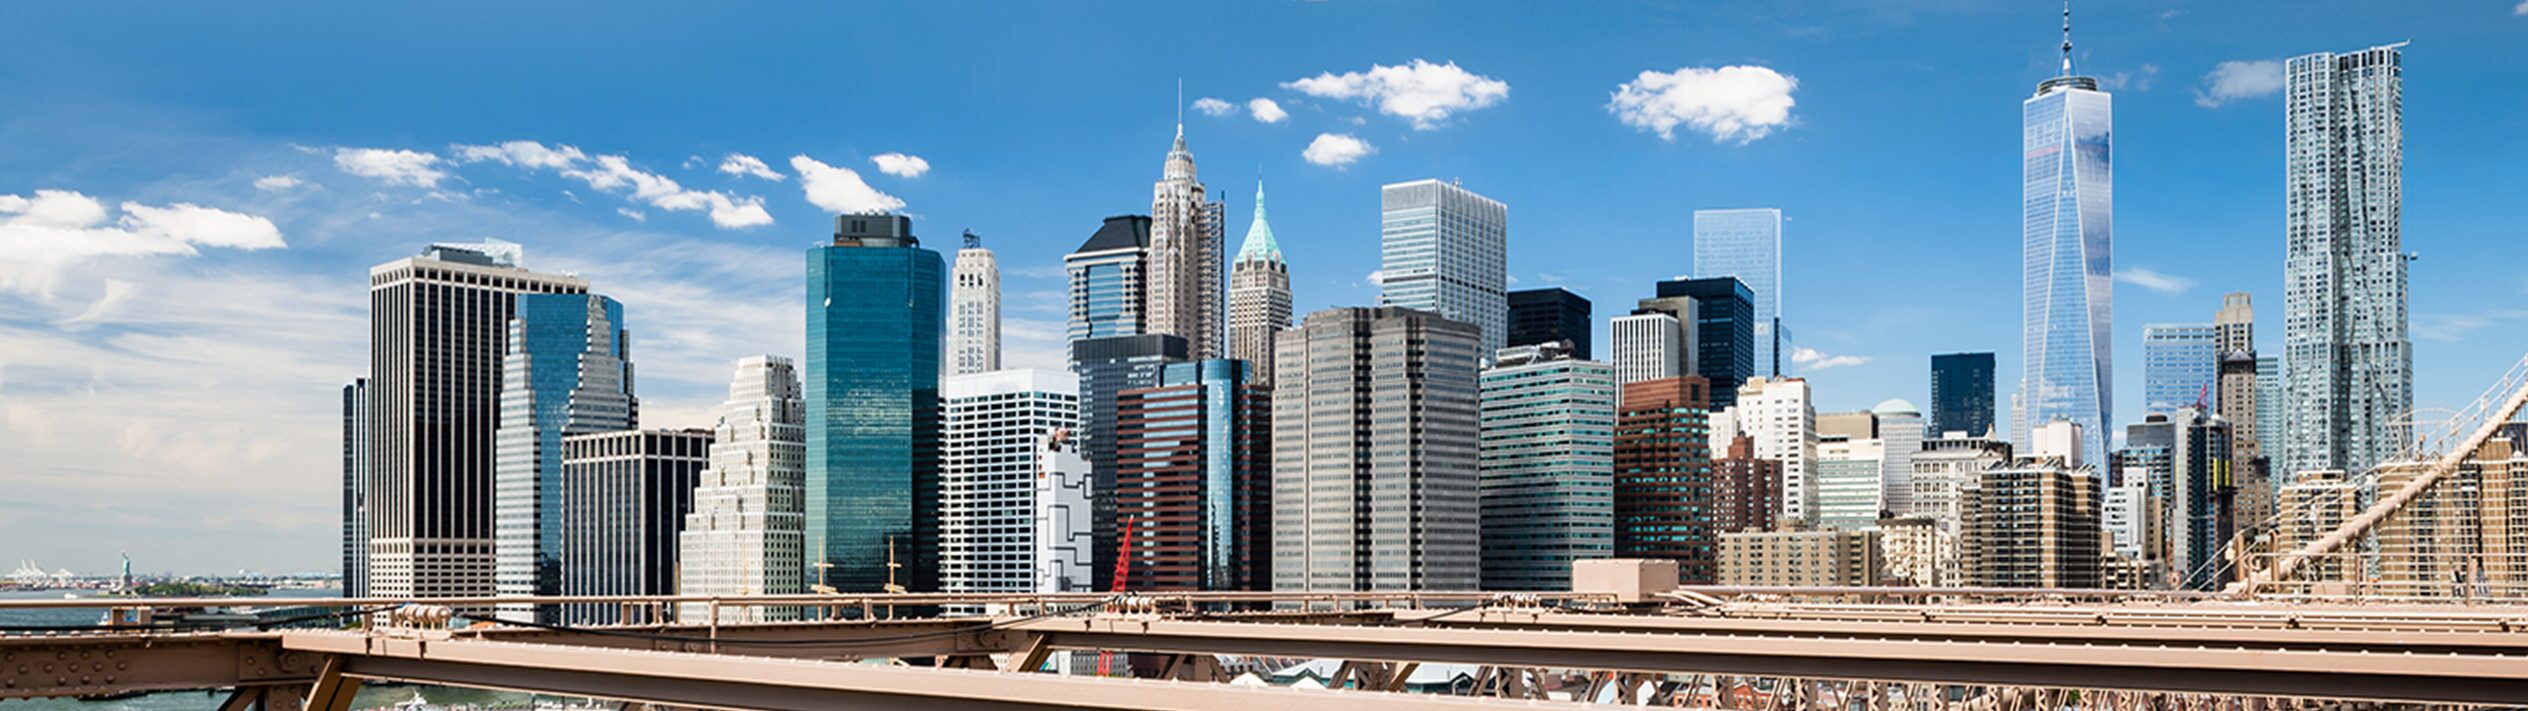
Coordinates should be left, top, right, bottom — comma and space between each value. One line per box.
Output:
0, 632, 318, 701
275, 632, 1593, 710
302, 655, 361, 711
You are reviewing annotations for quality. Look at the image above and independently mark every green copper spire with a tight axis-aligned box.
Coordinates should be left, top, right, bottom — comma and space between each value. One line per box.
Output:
1235, 178, 1282, 263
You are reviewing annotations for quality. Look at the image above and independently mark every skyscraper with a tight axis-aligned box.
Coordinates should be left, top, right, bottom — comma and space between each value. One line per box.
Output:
1712, 435, 1780, 536
1072, 333, 1188, 590
1961, 457, 2101, 589
805, 214, 944, 593
949, 231, 1001, 377
1716, 376, 1818, 524
367, 241, 588, 601
2167, 407, 2234, 590
1117, 360, 1271, 591
1610, 312, 1682, 387
2283, 43, 2410, 480
1874, 399, 1924, 516
1273, 307, 1482, 592
1380, 179, 1509, 354
677, 356, 806, 623
1147, 125, 1226, 359
2141, 323, 2218, 416
559, 428, 710, 625
1033, 428, 1093, 594
1814, 435, 1886, 531
1228, 180, 1291, 385
2017, 6, 2114, 469
939, 369, 1079, 596
1693, 208, 1787, 377
1635, 277, 1755, 409
1066, 216, 1152, 343
2215, 293, 2263, 475
341, 378, 369, 599
1506, 287, 1593, 360
2256, 356, 2284, 484
1930, 353, 1996, 438
1480, 343, 1616, 591
494, 293, 636, 622
1612, 376, 1714, 583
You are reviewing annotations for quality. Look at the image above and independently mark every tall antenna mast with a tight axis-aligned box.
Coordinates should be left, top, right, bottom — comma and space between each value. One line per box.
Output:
2052, 0, 2072, 76
1175, 78, 1183, 131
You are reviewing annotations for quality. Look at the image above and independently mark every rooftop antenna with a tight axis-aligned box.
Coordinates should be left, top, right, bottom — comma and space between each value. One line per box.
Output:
1175, 78, 1184, 134
962, 229, 981, 250
2060, 0, 2075, 76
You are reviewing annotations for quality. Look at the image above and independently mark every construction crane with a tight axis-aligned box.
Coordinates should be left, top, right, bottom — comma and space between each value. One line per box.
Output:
2227, 353, 2528, 595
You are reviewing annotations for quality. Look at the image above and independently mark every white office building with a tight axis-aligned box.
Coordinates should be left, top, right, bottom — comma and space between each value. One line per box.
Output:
677, 356, 807, 623
1379, 179, 1508, 354
1610, 312, 1683, 388
949, 232, 1001, 376
940, 369, 1081, 597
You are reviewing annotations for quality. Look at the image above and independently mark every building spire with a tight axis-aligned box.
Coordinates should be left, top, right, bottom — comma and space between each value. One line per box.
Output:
1236, 175, 1281, 263
2052, 0, 2072, 76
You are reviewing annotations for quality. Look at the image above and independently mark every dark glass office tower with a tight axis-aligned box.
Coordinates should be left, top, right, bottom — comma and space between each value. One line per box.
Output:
1506, 287, 1593, 360
1072, 333, 1189, 591
1116, 359, 1271, 591
806, 214, 945, 594
559, 428, 711, 624
1930, 352, 1997, 438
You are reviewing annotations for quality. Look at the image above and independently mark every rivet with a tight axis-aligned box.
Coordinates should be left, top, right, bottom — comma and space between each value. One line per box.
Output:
115, 662, 127, 671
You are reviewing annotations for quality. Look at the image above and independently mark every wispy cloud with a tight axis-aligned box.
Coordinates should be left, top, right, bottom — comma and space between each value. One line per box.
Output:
252, 175, 305, 192
1285, 59, 1509, 129
1791, 346, 1869, 370
717, 153, 784, 181
456, 140, 773, 228
1609, 65, 1799, 144
2415, 309, 2528, 342
1302, 133, 1373, 167
0, 190, 284, 297
2194, 60, 2284, 108
2114, 266, 2196, 295
333, 147, 447, 187
1190, 97, 1234, 117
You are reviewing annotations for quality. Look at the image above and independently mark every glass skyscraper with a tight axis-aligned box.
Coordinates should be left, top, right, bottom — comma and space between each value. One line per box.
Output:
1479, 343, 1615, 591
1930, 352, 1995, 438
2018, 56, 2114, 469
1380, 179, 1508, 354
1634, 277, 1755, 409
1693, 208, 1788, 377
806, 214, 945, 593
2142, 323, 2218, 417
492, 293, 635, 623
1065, 216, 1151, 344
2282, 44, 2409, 480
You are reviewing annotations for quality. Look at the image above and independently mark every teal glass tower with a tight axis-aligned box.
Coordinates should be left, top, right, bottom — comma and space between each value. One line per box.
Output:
806, 214, 945, 593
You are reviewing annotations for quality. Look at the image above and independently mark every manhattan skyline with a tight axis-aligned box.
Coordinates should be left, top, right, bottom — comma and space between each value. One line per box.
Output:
2, 1, 2524, 573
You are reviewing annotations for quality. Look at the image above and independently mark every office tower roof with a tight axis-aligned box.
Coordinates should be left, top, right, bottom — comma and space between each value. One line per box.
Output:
1077, 215, 1153, 253
1236, 179, 1281, 263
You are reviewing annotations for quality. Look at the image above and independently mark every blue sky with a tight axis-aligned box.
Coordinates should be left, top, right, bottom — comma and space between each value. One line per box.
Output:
2, 1, 2522, 574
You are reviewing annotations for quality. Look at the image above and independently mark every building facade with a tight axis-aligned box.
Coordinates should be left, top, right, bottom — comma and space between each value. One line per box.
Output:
1814, 436, 1886, 531
1066, 215, 1152, 343
341, 379, 370, 599
1692, 208, 1788, 377
558, 428, 710, 624
1635, 277, 1755, 409
1228, 180, 1292, 386
1072, 333, 1188, 591
1033, 428, 1094, 594
1379, 180, 1509, 355
1930, 352, 1996, 438
1481, 343, 1616, 591
805, 214, 945, 593
1147, 126, 1226, 360
1961, 458, 2101, 588
2018, 57, 2115, 470
1612, 376, 1715, 582
1272, 307, 1483, 592
493, 293, 636, 622
367, 241, 589, 601
2142, 323, 2218, 417
1506, 287, 1593, 360
1117, 360, 1271, 591
1718, 524, 1879, 587
1712, 435, 1780, 536
2282, 44, 2410, 481
1713, 376, 1818, 524
948, 232, 1001, 377
677, 356, 807, 623
940, 369, 1080, 597
1610, 312, 1682, 388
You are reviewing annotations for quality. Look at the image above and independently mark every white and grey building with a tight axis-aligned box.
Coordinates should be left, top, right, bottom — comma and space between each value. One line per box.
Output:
678, 356, 808, 623
949, 231, 1001, 377
1228, 179, 1291, 385
2282, 43, 2410, 480
559, 428, 711, 624
1379, 179, 1508, 355
1610, 312, 1682, 388
940, 369, 1080, 597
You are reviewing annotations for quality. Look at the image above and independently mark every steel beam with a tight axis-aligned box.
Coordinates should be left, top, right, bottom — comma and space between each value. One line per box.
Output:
0, 632, 318, 701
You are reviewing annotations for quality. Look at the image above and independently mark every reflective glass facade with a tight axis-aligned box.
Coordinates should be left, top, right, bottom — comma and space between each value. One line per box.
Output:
1379, 180, 1508, 354
493, 293, 634, 622
1066, 216, 1151, 343
2142, 323, 2218, 417
2282, 45, 2409, 479
1117, 359, 1270, 591
1072, 333, 1188, 590
2019, 75, 2114, 469
806, 215, 945, 593
1692, 208, 1785, 376
1930, 352, 1996, 438
1479, 345, 1616, 591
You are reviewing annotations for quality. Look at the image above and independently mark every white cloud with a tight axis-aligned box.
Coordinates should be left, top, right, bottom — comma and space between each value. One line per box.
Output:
252, 175, 304, 192
455, 140, 773, 229
717, 153, 785, 181
1191, 97, 1235, 117
870, 152, 930, 178
1301, 133, 1374, 167
2115, 267, 2196, 295
1608, 65, 1799, 143
0, 190, 284, 296
616, 207, 647, 222
332, 147, 447, 187
2193, 60, 2284, 108
790, 154, 906, 214
1246, 98, 1288, 123
1285, 59, 1509, 129
2516, 0, 2526, 15
1791, 346, 1869, 370
2102, 64, 2161, 92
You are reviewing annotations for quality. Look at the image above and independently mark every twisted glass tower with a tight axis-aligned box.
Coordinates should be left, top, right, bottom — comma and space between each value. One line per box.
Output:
2016, 8, 2113, 468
